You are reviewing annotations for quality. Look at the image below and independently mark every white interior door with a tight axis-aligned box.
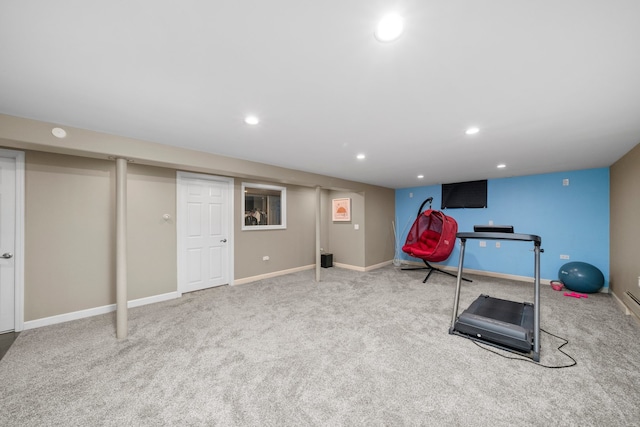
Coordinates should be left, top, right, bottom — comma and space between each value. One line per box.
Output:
0, 156, 16, 333
178, 172, 233, 294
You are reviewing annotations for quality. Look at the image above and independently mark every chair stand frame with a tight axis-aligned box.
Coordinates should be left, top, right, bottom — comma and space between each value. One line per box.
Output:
402, 260, 472, 283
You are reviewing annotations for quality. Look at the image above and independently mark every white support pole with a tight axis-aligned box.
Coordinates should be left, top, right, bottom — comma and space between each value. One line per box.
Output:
116, 158, 128, 339
315, 186, 321, 282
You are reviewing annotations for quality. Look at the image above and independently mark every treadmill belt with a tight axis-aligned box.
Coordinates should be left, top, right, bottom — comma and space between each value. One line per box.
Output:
472, 296, 524, 325
453, 294, 534, 353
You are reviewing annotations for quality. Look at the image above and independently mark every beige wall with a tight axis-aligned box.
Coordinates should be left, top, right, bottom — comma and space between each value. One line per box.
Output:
25, 151, 115, 320
364, 188, 395, 266
328, 191, 366, 267
323, 189, 395, 269
22, 151, 394, 321
321, 188, 395, 269
610, 142, 640, 318
234, 181, 316, 279
24, 152, 178, 320
5, 114, 395, 324
126, 163, 177, 300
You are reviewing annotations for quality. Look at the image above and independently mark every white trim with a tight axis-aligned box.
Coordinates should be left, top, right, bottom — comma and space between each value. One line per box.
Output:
0, 149, 25, 332
23, 292, 180, 330
612, 291, 632, 316
128, 291, 180, 308
333, 262, 365, 272
233, 264, 315, 285
365, 260, 393, 271
333, 260, 393, 272
620, 291, 640, 321
177, 172, 235, 294
241, 181, 287, 231
24, 304, 115, 330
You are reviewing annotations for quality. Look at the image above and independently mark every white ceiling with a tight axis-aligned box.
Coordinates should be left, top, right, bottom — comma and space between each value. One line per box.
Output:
2, 1, 640, 189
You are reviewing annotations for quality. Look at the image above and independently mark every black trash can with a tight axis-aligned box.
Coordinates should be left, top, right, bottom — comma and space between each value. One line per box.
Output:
321, 253, 333, 268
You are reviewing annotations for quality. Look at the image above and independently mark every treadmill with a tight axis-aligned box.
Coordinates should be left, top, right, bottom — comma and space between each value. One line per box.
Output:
449, 226, 542, 362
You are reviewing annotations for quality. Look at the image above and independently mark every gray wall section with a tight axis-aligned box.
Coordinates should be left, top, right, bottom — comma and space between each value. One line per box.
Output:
610, 142, 640, 318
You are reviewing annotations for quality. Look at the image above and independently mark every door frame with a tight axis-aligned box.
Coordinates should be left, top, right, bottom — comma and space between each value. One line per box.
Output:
176, 171, 234, 295
0, 148, 24, 332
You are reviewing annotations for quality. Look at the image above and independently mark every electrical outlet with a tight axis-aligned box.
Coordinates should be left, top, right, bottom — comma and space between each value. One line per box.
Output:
479, 241, 486, 247
262, 256, 269, 261
563, 178, 570, 186
488, 220, 494, 225
560, 254, 570, 260
495, 242, 500, 248
409, 192, 413, 198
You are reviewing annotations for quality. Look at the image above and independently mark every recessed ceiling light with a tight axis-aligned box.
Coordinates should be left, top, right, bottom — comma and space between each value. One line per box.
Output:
497, 164, 506, 169
375, 13, 404, 42
465, 127, 480, 135
357, 154, 366, 160
244, 115, 259, 125
51, 127, 67, 138
417, 175, 424, 179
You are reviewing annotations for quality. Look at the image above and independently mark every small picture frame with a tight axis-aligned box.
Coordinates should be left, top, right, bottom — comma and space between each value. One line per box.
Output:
332, 198, 351, 221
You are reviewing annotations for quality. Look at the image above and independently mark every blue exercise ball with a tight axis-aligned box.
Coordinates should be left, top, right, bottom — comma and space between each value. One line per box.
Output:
558, 262, 604, 293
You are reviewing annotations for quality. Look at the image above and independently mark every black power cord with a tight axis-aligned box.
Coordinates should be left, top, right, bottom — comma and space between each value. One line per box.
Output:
471, 328, 577, 369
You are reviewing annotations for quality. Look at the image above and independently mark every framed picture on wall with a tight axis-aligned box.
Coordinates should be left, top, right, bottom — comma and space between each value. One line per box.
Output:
332, 198, 351, 221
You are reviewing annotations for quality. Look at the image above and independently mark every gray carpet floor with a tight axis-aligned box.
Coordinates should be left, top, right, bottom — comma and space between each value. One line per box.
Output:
1, 265, 639, 426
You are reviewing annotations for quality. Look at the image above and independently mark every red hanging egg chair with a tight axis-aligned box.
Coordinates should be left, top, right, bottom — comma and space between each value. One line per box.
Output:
402, 198, 470, 283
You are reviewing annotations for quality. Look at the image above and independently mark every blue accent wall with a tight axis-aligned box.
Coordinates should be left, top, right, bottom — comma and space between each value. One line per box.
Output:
395, 168, 610, 286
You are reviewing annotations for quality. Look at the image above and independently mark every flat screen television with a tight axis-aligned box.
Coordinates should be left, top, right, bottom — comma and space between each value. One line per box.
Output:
441, 180, 487, 209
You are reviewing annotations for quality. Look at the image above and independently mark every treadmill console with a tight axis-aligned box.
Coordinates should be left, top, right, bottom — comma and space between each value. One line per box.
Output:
473, 225, 514, 233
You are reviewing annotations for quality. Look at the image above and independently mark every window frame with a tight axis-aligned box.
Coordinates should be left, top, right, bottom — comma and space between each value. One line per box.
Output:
241, 182, 287, 231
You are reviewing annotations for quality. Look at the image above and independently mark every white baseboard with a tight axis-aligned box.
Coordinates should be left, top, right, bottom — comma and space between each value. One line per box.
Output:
333, 260, 393, 272
128, 291, 180, 308
333, 262, 365, 272
365, 260, 393, 271
233, 260, 392, 283
233, 264, 315, 286
23, 305, 115, 330
611, 291, 632, 316
613, 291, 640, 323
22, 261, 611, 331
23, 291, 180, 330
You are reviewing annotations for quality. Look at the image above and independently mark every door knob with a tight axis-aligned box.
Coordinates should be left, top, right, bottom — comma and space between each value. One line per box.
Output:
2, 252, 13, 259
220, 239, 227, 243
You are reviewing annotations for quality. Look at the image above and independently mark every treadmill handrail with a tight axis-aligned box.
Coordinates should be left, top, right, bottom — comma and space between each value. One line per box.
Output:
457, 232, 541, 245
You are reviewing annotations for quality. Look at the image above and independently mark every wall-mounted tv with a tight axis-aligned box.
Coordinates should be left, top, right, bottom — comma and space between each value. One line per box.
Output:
441, 180, 487, 209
